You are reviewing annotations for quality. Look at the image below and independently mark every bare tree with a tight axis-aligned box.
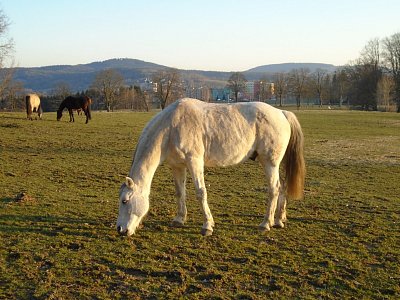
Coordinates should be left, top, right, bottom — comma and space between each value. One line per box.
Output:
311, 69, 328, 107
152, 68, 183, 109
52, 82, 72, 110
377, 74, 396, 111
331, 69, 349, 107
0, 9, 13, 68
0, 9, 14, 99
3, 79, 23, 110
91, 69, 124, 112
273, 72, 287, 106
360, 38, 381, 69
133, 86, 149, 111
382, 32, 400, 112
227, 72, 247, 102
289, 68, 310, 108
256, 77, 272, 102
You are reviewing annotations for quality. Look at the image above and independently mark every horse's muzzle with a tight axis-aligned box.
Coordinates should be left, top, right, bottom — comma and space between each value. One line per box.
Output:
117, 226, 128, 236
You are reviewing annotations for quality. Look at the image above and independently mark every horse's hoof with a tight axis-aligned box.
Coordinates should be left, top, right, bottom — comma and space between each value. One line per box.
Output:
258, 224, 271, 232
273, 220, 285, 229
201, 228, 213, 236
171, 220, 184, 227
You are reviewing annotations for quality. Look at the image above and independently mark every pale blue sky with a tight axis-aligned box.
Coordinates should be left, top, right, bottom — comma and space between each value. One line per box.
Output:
2, 0, 400, 71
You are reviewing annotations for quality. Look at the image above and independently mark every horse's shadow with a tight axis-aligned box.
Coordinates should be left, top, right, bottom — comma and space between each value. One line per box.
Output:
0, 212, 110, 238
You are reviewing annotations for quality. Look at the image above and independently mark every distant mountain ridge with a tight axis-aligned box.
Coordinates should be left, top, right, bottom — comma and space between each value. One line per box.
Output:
12, 58, 338, 93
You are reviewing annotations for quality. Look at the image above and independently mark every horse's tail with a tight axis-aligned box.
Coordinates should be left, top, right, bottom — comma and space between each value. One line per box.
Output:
25, 95, 31, 118
282, 110, 306, 200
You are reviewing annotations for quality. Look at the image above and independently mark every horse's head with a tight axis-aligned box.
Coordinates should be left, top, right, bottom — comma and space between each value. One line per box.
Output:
116, 177, 149, 236
56, 110, 62, 121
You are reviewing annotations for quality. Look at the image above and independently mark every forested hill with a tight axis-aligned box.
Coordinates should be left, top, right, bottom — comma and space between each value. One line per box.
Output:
246, 63, 336, 73
12, 58, 337, 94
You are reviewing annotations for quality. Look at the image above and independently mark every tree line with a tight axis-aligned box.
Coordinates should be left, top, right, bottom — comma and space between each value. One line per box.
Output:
227, 33, 400, 112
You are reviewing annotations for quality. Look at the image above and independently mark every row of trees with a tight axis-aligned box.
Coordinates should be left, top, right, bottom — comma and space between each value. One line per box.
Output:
39, 75, 150, 113
227, 33, 400, 112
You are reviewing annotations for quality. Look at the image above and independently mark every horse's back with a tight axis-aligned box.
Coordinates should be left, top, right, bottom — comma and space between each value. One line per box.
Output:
26, 93, 40, 108
63, 95, 91, 109
167, 98, 291, 167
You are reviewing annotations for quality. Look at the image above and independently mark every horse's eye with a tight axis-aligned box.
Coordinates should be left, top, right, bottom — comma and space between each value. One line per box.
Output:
122, 199, 128, 204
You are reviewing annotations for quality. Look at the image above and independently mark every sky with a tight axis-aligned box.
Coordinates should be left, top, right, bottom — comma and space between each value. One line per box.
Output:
1, 0, 400, 71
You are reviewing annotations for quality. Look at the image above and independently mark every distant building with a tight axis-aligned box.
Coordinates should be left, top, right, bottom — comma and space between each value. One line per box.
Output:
211, 88, 232, 102
140, 78, 157, 92
244, 81, 255, 101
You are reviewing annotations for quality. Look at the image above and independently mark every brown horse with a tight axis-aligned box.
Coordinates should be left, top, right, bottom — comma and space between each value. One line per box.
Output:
57, 96, 92, 124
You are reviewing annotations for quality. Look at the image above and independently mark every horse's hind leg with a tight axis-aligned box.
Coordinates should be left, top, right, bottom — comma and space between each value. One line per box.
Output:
187, 158, 214, 236
259, 163, 281, 232
84, 110, 89, 124
274, 181, 287, 228
171, 166, 187, 227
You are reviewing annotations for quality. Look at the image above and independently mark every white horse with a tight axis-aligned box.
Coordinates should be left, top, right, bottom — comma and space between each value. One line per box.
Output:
117, 98, 305, 236
25, 94, 42, 120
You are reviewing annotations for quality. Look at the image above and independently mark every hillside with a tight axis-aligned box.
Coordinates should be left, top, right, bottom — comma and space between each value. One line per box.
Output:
12, 59, 338, 94
13, 58, 167, 94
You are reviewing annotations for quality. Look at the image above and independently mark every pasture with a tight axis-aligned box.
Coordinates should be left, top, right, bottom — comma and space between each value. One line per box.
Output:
0, 108, 399, 299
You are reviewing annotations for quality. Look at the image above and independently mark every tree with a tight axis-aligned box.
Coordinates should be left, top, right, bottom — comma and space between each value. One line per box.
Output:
382, 32, 400, 112
0, 9, 14, 99
273, 72, 288, 106
376, 74, 395, 111
311, 69, 328, 107
227, 72, 247, 102
133, 86, 149, 111
152, 68, 183, 109
2, 79, 23, 110
331, 69, 349, 107
345, 39, 382, 111
360, 38, 382, 110
53, 82, 72, 100
256, 77, 272, 102
289, 68, 310, 108
91, 69, 124, 112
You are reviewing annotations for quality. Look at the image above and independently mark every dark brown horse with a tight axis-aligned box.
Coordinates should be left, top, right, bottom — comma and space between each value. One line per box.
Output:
57, 96, 92, 124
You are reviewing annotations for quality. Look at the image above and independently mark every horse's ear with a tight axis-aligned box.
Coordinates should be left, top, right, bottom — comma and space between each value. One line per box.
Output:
126, 177, 135, 189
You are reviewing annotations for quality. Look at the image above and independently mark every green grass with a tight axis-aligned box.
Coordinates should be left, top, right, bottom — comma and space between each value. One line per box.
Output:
1, 109, 399, 299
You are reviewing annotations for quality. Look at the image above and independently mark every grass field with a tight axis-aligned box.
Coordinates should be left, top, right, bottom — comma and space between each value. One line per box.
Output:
0, 108, 399, 299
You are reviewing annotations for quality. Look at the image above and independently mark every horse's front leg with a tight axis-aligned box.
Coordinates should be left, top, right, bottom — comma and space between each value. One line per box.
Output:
171, 166, 187, 227
187, 158, 214, 236
259, 164, 280, 232
69, 109, 74, 122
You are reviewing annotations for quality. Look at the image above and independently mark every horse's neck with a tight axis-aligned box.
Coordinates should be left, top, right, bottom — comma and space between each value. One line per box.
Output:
58, 102, 66, 111
129, 134, 166, 196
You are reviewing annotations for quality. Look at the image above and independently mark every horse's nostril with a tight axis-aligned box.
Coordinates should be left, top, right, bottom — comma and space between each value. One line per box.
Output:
117, 226, 127, 235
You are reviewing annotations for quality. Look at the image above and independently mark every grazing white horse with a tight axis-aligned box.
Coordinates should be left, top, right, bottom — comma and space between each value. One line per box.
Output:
25, 94, 42, 120
117, 98, 305, 236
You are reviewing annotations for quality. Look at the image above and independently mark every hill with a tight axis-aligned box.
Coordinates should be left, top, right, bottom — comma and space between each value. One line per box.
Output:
12, 59, 338, 94
13, 58, 167, 94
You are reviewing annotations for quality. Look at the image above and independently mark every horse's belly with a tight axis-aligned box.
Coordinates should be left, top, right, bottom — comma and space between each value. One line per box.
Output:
204, 139, 255, 167
204, 155, 247, 167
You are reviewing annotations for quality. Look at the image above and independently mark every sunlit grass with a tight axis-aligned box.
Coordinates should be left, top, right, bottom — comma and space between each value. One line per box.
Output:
1, 109, 399, 299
